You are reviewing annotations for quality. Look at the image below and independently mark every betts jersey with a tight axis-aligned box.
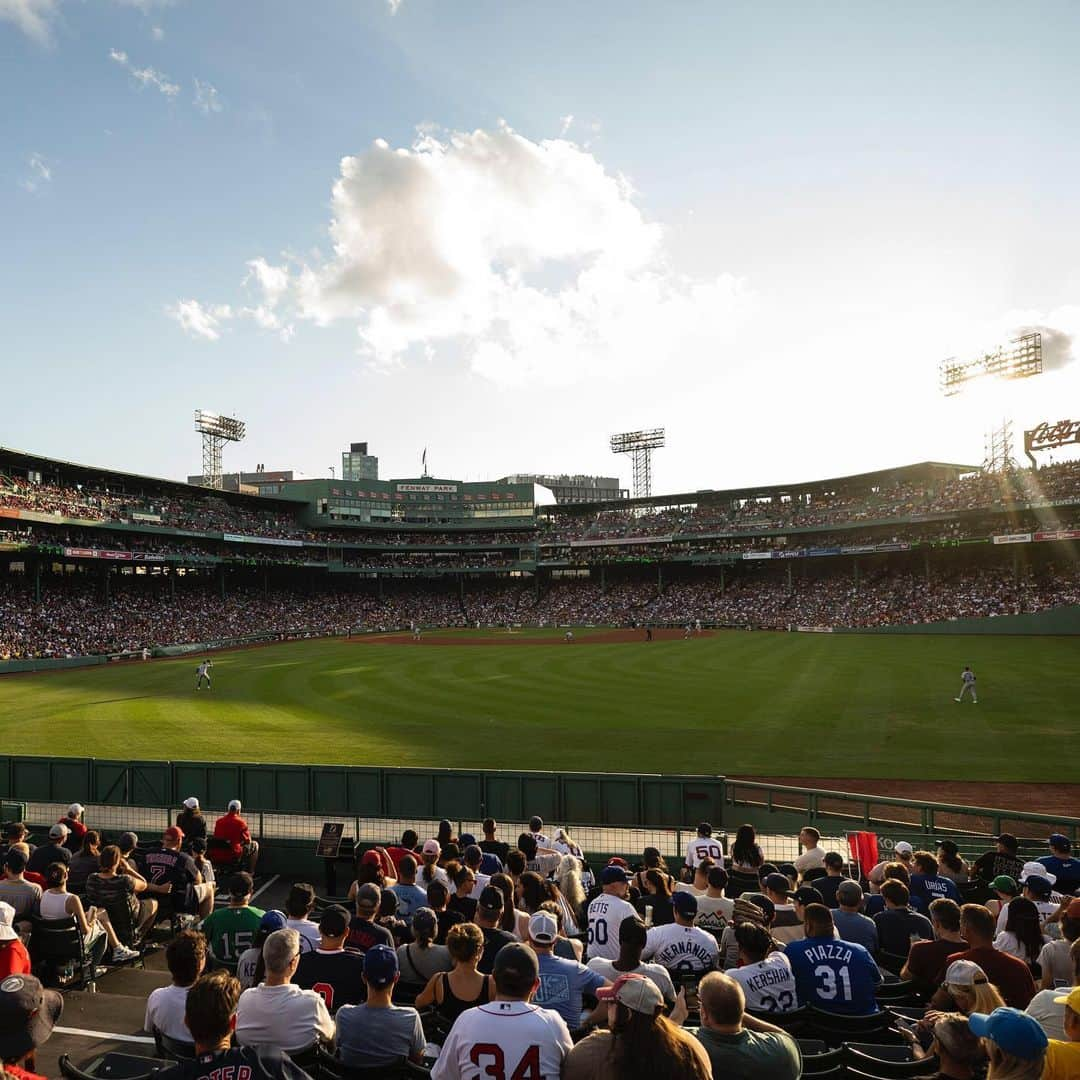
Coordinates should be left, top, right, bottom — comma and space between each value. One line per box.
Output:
585, 894, 637, 962
430, 1000, 572, 1080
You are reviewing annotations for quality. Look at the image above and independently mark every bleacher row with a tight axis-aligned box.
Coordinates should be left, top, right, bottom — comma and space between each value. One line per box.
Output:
0, 808, 1077, 1080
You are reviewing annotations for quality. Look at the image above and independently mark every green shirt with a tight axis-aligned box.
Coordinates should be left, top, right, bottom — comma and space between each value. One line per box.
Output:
201, 905, 265, 969
695, 1026, 802, 1080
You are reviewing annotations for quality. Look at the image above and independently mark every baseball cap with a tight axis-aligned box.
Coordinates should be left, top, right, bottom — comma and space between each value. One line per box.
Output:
1048, 833, 1071, 850
164, 826, 184, 844
995, 833, 1019, 851
764, 872, 795, 897
607, 857, 630, 869
936, 839, 959, 854
227, 799, 242, 813
183, 797, 200, 810
118, 831, 138, 852
259, 910, 287, 933
672, 890, 698, 916
0, 975, 63, 1060
0, 903, 16, 943
356, 883, 381, 910
459, 833, 477, 847
422, 839, 441, 857
528, 911, 558, 945
494, 942, 539, 984
596, 972, 664, 1015
990, 875, 1019, 895
793, 886, 823, 906
412, 908, 437, 938
601, 865, 630, 885
894, 841, 914, 857
48, 823, 68, 840
360, 849, 382, 867
837, 880, 863, 906
1020, 861, 1056, 885
1054, 987, 1080, 1012
967, 1008, 1048, 1061
66, 804, 84, 818
529, 816, 544, 832
319, 904, 351, 936
945, 959, 987, 987
478, 886, 504, 912
1024, 875, 1054, 899
697, 821, 713, 835
362, 944, 398, 988
3, 850, 27, 874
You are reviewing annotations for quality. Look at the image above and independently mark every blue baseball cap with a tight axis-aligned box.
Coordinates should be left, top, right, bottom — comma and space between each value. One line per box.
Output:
601, 865, 630, 885
460, 833, 477, 847
967, 1008, 1048, 1061
362, 944, 398, 988
672, 890, 698, 916
260, 910, 288, 933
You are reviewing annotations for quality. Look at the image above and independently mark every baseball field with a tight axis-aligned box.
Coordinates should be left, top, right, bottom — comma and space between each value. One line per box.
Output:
2, 628, 1076, 787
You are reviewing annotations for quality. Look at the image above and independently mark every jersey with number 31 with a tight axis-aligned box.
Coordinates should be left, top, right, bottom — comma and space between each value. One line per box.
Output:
783, 935, 881, 1016
430, 1000, 572, 1080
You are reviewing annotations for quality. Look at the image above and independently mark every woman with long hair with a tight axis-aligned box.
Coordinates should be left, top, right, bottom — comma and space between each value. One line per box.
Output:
436, 820, 457, 849
731, 825, 763, 871
938, 960, 1006, 1017
969, 1006, 1047, 1080
563, 972, 710, 1080
897, 1011, 983, 1080
40, 862, 136, 964
396, 908, 452, 984
556, 854, 586, 931
551, 827, 583, 859
419, 839, 449, 887
632, 848, 674, 895
638, 870, 675, 927
517, 871, 549, 916
937, 840, 969, 884
488, 873, 523, 936
994, 898, 1048, 970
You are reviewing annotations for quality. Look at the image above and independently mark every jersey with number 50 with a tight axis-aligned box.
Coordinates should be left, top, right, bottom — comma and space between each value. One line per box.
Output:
585, 894, 637, 962
430, 1000, 572, 1080
685, 836, 724, 870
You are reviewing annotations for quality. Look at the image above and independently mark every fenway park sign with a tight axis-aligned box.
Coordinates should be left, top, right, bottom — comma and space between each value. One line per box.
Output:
1024, 418, 1080, 463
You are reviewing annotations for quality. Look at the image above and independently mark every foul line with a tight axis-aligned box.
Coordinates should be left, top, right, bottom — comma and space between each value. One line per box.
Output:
55, 1026, 155, 1045
250, 874, 279, 902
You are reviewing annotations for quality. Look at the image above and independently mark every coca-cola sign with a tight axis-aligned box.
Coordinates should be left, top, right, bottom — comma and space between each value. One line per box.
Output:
1025, 419, 1080, 455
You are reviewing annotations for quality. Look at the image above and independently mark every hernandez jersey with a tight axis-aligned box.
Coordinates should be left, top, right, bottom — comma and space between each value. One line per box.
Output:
430, 999, 572, 1080
585, 894, 637, 962
641, 923, 719, 975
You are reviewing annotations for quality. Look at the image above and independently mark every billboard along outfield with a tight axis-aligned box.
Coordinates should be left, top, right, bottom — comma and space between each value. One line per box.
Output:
1, 629, 1075, 783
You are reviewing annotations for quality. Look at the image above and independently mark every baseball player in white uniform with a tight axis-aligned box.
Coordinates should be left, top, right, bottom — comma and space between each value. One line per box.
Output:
195, 659, 212, 691
955, 666, 977, 703
684, 822, 724, 873
586, 866, 637, 961
431, 944, 572, 1080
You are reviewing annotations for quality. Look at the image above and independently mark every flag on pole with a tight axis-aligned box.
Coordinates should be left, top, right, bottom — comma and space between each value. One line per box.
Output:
422, 448, 427, 472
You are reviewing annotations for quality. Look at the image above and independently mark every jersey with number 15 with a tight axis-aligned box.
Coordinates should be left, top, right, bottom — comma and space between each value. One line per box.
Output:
430, 999, 572, 1080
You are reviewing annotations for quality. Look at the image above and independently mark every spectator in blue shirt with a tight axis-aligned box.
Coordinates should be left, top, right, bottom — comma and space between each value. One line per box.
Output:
831, 881, 878, 954
528, 910, 608, 1030
1039, 835, 1080, 895
389, 856, 429, 919
785, 904, 881, 1016
910, 852, 962, 911
873, 880, 934, 959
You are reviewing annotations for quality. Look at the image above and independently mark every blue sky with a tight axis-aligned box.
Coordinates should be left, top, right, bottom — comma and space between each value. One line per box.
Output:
3, 1, 1079, 490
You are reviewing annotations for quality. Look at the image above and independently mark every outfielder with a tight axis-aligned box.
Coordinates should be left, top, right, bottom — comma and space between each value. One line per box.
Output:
195, 659, 212, 691
954, 665, 977, 703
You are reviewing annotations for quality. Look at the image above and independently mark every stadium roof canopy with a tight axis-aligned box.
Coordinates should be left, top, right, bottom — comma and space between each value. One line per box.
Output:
552, 460, 983, 516
0, 445, 306, 509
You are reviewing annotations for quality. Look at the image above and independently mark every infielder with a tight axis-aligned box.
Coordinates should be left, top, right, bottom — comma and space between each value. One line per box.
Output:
954, 665, 977, 703
195, 659, 212, 691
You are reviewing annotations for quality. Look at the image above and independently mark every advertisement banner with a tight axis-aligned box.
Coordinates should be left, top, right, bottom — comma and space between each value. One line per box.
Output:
0, 508, 20, 520
63, 547, 133, 561
992, 533, 1033, 545
570, 535, 674, 548
222, 533, 304, 547
1034, 529, 1080, 542
395, 483, 458, 494
743, 551, 775, 560
807, 547, 841, 557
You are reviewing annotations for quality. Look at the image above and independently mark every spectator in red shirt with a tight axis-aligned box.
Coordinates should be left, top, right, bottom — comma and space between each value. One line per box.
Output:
59, 804, 87, 852
213, 800, 259, 873
0, 973, 63, 1080
0, 903, 30, 979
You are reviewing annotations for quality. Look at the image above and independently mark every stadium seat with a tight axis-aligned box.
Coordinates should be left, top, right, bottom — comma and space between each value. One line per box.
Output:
154, 1033, 196, 1061
842, 1043, 939, 1077
874, 979, 921, 1005
799, 1045, 843, 1077
29, 915, 104, 990
804, 1007, 901, 1047
876, 951, 909, 977
58, 1054, 172, 1080
746, 1005, 809, 1033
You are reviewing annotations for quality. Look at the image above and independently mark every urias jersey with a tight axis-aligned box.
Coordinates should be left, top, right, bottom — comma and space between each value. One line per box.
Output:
430, 1000, 572, 1080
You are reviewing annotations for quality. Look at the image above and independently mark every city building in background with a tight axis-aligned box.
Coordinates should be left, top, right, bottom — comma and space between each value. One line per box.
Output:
185, 466, 296, 496
342, 442, 379, 481
499, 474, 627, 504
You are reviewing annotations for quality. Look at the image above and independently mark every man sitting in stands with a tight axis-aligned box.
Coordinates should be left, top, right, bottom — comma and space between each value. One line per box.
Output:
902, 898, 967, 996
294, 905, 365, 1013
213, 800, 259, 874
785, 904, 881, 1015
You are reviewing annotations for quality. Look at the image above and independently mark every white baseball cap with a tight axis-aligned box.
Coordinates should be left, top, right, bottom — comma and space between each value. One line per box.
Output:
1020, 861, 1056, 885
0, 902, 16, 942
894, 842, 914, 857
945, 959, 987, 987
227, 799, 242, 813
596, 973, 664, 1015
67, 804, 84, 818
183, 797, 200, 810
528, 911, 558, 945
422, 839, 441, 857
48, 823, 69, 839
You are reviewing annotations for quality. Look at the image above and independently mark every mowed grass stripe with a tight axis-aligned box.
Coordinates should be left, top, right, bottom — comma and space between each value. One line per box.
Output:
1, 631, 1077, 779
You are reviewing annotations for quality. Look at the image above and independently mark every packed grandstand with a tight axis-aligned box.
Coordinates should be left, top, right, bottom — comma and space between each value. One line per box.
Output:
2, 448, 1080, 659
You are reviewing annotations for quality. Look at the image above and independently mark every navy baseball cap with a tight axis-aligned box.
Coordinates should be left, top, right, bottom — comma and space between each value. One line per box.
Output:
1024, 875, 1053, 899
672, 890, 698, 916
601, 865, 630, 885
793, 886, 824, 906
764, 873, 795, 897
319, 905, 351, 936
362, 945, 398, 989
460, 833, 477, 847
968, 1008, 1048, 1060
1048, 833, 1071, 851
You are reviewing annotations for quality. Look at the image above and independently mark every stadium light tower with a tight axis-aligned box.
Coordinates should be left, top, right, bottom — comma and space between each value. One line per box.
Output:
194, 410, 246, 489
610, 428, 665, 499
939, 331, 1043, 396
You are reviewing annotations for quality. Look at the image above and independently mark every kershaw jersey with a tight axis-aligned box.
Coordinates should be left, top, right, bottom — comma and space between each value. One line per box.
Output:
727, 952, 799, 1013
684, 835, 725, 870
430, 1000, 572, 1080
642, 923, 719, 975
585, 894, 637, 961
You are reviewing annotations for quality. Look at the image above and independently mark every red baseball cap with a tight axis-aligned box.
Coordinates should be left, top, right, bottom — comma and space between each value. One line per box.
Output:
360, 850, 382, 866
164, 826, 184, 843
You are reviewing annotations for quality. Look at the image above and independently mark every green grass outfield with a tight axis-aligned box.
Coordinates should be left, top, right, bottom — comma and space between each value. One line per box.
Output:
2, 628, 1076, 781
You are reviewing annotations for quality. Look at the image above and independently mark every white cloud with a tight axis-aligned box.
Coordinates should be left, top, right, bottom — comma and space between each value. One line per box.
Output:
195, 124, 754, 386
109, 47, 180, 98
0, 0, 61, 44
558, 114, 574, 136
19, 152, 52, 193
151, 25, 164, 40
168, 299, 232, 341
193, 78, 222, 114
386, 0, 403, 12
